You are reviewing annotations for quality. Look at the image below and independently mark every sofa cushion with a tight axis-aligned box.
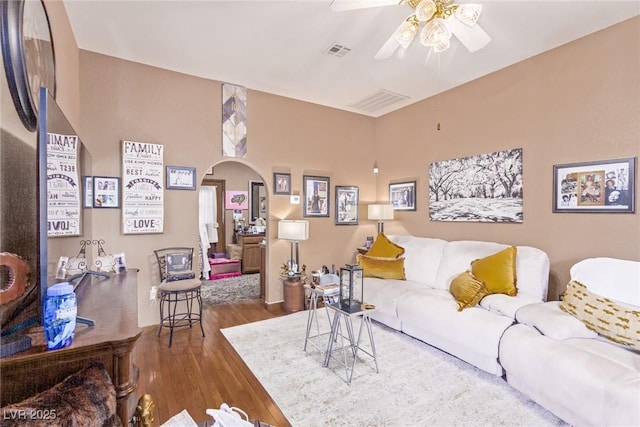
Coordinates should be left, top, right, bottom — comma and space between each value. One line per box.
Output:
479, 293, 542, 319
516, 301, 598, 341
560, 280, 640, 350
471, 246, 517, 296
433, 241, 549, 300
362, 277, 426, 331
570, 257, 640, 307
449, 271, 488, 311
388, 235, 447, 286
357, 254, 406, 280
366, 232, 405, 258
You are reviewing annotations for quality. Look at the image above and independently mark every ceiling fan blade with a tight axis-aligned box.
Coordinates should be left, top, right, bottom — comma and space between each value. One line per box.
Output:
374, 17, 413, 60
446, 18, 491, 52
330, 0, 400, 12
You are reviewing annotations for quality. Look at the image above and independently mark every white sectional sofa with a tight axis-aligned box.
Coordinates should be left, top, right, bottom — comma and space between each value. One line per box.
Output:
499, 257, 640, 427
361, 235, 550, 376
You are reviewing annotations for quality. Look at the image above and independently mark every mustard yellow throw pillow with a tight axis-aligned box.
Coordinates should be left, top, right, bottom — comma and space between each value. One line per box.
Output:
357, 254, 406, 280
560, 280, 640, 350
471, 246, 517, 296
450, 271, 489, 311
366, 233, 405, 259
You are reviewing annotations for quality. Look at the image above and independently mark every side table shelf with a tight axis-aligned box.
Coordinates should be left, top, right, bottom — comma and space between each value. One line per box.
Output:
323, 303, 379, 386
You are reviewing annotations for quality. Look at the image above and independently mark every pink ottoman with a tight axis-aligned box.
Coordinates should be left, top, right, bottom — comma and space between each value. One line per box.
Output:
208, 258, 242, 280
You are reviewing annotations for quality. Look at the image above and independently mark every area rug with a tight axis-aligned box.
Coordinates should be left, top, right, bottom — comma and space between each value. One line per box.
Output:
200, 274, 260, 306
221, 311, 568, 427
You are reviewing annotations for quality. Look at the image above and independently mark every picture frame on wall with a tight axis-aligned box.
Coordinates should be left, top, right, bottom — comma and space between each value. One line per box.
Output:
93, 176, 120, 208
166, 166, 196, 190
83, 176, 93, 208
335, 186, 359, 225
303, 175, 330, 217
553, 157, 636, 213
389, 181, 417, 211
273, 172, 291, 195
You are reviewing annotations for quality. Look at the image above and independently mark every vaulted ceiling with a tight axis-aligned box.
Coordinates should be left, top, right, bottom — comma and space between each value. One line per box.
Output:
64, 1, 639, 117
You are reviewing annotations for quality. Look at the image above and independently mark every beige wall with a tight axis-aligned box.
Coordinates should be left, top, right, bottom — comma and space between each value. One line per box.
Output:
376, 17, 640, 299
79, 51, 377, 326
5, 2, 638, 327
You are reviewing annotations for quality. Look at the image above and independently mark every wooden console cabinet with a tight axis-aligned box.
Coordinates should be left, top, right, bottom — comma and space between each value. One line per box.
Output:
236, 233, 265, 274
0, 271, 142, 425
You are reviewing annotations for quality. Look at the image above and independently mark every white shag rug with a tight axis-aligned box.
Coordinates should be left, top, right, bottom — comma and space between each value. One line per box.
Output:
221, 311, 568, 427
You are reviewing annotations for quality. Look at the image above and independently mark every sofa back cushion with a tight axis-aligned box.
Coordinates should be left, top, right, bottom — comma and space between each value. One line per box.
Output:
388, 235, 447, 286
570, 257, 639, 307
434, 240, 550, 300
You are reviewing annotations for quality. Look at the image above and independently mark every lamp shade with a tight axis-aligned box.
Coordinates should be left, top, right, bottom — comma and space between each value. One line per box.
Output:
278, 220, 309, 241
368, 204, 394, 221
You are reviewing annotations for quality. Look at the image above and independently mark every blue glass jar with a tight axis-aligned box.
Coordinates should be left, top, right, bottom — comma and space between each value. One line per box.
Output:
44, 282, 77, 350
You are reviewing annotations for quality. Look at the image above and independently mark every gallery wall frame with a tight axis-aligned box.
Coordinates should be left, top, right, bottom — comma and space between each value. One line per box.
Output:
552, 156, 636, 213
389, 181, 417, 211
335, 186, 359, 225
303, 175, 330, 217
273, 172, 291, 195
93, 176, 120, 208
83, 176, 93, 208
166, 166, 196, 190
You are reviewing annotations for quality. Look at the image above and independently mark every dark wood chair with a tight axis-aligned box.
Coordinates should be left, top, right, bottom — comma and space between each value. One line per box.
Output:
153, 247, 205, 347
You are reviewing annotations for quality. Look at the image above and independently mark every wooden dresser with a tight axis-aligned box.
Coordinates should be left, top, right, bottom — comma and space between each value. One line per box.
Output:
235, 233, 265, 274
0, 271, 142, 425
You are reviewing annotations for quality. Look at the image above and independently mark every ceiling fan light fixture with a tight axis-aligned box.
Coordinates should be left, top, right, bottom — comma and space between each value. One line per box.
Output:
455, 3, 482, 27
432, 36, 451, 52
395, 18, 419, 49
415, 0, 436, 21
419, 18, 451, 47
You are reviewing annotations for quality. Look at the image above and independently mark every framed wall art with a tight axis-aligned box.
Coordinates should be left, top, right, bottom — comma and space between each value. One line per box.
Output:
273, 172, 291, 195
93, 176, 120, 208
389, 181, 417, 211
166, 166, 196, 190
429, 148, 523, 222
83, 176, 93, 208
303, 175, 330, 217
225, 190, 248, 210
335, 186, 359, 225
553, 157, 636, 213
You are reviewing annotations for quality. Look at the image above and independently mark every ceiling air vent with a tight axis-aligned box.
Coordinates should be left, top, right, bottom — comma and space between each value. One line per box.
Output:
348, 90, 410, 114
324, 43, 352, 57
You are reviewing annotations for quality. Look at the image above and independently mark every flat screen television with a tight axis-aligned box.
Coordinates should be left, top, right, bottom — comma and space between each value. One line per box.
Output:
36, 87, 93, 327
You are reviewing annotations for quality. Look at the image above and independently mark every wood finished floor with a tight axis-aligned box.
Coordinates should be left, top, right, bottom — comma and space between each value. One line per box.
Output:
133, 300, 292, 426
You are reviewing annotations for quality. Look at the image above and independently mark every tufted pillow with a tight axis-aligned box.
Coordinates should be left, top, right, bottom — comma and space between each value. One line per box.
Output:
560, 280, 640, 350
357, 254, 406, 280
471, 246, 517, 296
449, 271, 489, 311
366, 233, 405, 258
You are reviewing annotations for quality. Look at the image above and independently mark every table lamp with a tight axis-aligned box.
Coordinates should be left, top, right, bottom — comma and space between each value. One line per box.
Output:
278, 220, 309, 273
368, 204, 394, 234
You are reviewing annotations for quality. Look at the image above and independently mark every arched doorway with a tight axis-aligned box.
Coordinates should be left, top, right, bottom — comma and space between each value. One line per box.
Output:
199, 160, 267, 304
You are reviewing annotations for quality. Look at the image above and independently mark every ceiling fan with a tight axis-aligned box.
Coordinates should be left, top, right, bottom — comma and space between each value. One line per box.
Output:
330, 0, 491, 59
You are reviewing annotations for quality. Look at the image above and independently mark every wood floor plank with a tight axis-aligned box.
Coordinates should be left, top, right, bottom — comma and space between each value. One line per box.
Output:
133, 300, 292, 426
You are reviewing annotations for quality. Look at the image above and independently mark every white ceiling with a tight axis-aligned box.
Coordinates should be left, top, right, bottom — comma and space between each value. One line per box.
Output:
63, 0, 639, 117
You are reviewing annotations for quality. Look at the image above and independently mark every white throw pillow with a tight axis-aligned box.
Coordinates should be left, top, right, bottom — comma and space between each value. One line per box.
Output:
516, 301, 597, 341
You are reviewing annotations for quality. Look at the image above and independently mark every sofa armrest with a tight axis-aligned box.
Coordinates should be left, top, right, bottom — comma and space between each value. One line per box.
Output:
515, 301, 597, 341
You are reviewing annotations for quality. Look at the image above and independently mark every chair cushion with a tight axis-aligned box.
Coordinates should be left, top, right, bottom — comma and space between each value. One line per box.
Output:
159, 278, 202, 292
